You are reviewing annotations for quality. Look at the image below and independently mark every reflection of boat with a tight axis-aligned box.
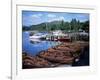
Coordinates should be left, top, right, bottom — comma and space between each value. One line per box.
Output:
29, 33, 47, 39
30, 40, 40, 44
30, 38, 41, 42
30, 38, 42, 44
30, 38, 46, 44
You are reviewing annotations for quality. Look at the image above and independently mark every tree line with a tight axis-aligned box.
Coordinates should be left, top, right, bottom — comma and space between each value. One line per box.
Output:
22, 18, 89, 33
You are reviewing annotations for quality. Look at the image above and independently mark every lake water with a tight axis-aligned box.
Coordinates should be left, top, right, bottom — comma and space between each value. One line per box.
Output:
22, 31, 89, 66
22, 31, 61, 56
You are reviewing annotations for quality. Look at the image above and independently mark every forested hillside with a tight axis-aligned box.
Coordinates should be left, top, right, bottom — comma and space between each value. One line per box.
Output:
22, 18, 89, 32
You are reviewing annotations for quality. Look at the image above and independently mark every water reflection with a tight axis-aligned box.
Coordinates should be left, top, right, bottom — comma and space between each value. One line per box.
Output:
22, 31, 61, 56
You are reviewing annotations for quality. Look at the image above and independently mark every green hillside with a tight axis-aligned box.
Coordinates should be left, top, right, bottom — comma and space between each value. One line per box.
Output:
22, 19, 89, 32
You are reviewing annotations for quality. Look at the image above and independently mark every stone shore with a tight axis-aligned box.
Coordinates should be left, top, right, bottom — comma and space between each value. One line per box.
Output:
22, 41, 89, 69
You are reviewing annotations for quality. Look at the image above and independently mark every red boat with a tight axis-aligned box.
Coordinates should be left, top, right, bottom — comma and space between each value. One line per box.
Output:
58, 38, 70, 42
48, 36, 70, 42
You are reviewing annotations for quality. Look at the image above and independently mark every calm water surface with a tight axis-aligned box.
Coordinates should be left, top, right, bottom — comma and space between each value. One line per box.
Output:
22, 31, 60, 56
22, 31, 89, 66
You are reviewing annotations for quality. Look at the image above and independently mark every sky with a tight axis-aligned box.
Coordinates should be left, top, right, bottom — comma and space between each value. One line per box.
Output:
22, 11, 89, 26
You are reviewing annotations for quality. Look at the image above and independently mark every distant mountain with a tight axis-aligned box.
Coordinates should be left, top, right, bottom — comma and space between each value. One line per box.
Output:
22, 19, 89, 32
26, 20, 64, 31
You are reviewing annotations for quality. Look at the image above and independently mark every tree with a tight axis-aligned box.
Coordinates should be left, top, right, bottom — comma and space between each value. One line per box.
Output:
77, 20, 81, 30
81, 21, 89, 32
64, 22, 70, 31
70, 19, 77, 31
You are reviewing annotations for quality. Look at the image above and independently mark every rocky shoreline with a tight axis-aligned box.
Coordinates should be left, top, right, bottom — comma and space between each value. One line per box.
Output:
22, 41, 89, 69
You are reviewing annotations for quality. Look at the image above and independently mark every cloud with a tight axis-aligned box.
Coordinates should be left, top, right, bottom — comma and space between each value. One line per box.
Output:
59, 16, 65, 20
23, 13, 44, 26
31, 14, 42, 18
47, 14, 56, 18
22, 11, 89, 26
48, 16, 65, 22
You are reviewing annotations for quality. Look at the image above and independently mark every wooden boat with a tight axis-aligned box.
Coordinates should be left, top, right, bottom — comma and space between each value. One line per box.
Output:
38, 51, 74, 64
22, 52, 60, 69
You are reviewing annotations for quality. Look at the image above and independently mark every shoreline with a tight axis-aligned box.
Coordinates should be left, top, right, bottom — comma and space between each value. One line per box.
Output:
22, 41, 89, 69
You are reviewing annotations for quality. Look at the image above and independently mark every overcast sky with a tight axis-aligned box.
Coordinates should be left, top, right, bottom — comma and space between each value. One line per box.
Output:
22, 11, 89, 26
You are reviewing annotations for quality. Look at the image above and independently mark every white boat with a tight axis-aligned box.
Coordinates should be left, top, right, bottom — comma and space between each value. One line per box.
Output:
79, 31, 89, 36
52, 30, 63, 36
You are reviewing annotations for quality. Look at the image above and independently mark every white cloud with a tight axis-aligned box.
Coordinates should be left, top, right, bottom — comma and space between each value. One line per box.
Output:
48, 16, 65, 22
47, 14, 56, 18
31, 14, 42, 18
59, 16, 65, 20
